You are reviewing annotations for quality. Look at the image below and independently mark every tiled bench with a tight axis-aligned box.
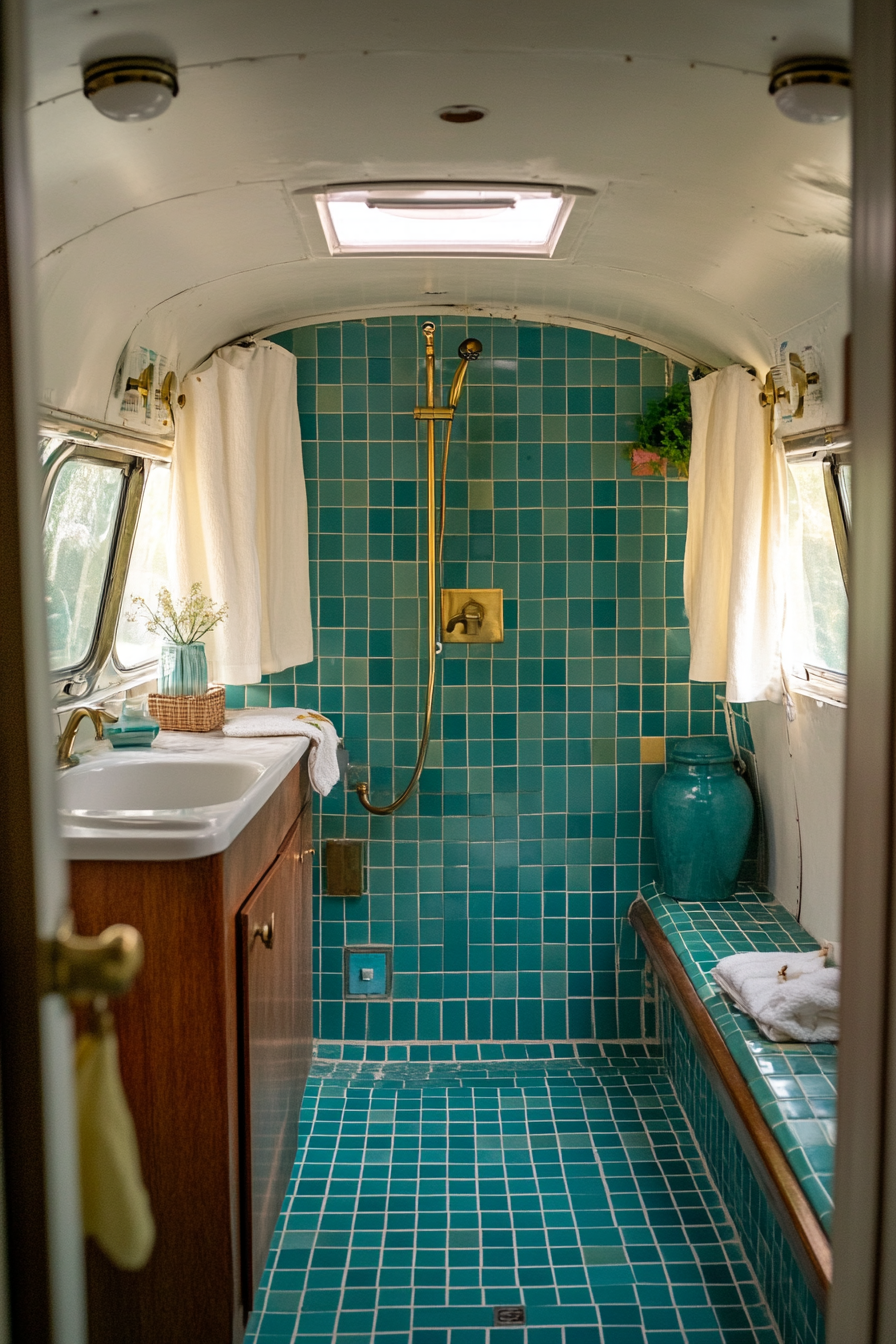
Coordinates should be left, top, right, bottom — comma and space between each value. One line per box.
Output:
629, 883, 835, 1314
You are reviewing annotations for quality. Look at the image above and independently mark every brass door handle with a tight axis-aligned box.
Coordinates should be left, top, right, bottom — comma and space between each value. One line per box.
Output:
301, 847, 315, 860
38, 919, 144, 1000
253, 915, 275, 950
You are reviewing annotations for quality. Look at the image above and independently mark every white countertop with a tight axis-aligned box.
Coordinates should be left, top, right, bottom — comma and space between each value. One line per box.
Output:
58, 717, 309, 862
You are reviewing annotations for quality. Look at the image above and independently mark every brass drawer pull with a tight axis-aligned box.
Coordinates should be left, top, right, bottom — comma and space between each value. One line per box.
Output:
253, 915, 275, 950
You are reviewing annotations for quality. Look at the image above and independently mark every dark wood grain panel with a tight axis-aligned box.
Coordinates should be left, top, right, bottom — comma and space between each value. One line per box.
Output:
219, 758, 309, 1315
71, 757, 312, 1344
73, 851, 235, 1344
628, 897, 832, 1310
222, 760, 305, 908
238, 818, 301, 1306
296, 803, 314, 1086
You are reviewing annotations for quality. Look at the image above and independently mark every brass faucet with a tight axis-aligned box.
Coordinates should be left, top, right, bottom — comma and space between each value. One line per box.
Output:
56, 706, 117, 770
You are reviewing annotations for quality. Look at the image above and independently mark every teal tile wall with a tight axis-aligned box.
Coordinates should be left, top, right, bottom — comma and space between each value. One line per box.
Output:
227, 316, 728, 1042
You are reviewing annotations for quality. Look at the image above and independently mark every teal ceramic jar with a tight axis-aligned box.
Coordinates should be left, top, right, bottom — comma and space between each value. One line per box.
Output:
158, 641, 208, 697
651, 736, 754, 902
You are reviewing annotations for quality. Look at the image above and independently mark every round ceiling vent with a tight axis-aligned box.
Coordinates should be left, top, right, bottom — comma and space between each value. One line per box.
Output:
769, 57, 851, 124
437, 105, 488, 124
83, 56, 179, 121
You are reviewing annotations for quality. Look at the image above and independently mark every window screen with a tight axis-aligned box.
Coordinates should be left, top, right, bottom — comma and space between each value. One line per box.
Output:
785, 457, 849, 677
43, 456, 126, 672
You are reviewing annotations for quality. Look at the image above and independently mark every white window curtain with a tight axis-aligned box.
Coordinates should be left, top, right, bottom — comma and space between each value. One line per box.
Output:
168, 340, 313, 685
684, 364, 787, 703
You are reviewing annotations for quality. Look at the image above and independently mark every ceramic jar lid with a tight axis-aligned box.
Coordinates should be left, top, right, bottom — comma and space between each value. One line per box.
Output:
669, 735, 736, 765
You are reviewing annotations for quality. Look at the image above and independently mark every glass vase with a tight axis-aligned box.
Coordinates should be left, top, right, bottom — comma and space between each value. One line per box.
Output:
157, 641, 208, 697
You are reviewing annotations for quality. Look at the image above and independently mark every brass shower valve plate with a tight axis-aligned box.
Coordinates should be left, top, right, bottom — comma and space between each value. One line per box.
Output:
440, 589, 504, 644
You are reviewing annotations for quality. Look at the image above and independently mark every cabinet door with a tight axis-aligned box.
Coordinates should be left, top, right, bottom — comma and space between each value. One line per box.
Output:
296, 801, 313, 1091
238, 816, 301, 1308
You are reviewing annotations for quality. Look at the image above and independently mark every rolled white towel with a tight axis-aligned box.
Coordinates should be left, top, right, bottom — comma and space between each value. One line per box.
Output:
223, 708, 341, 796
712, 947, 838, 1042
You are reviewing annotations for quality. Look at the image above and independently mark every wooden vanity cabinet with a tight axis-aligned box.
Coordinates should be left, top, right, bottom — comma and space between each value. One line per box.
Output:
69, 756, 313, 1344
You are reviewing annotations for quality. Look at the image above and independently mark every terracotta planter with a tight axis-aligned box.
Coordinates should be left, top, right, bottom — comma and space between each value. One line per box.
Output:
630, 449, 667, 477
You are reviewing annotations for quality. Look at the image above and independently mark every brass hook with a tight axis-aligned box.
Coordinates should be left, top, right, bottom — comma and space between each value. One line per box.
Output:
253, 915, 275, 950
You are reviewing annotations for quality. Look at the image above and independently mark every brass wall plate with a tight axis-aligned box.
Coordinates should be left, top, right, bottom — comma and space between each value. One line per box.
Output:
440, 588, 504, 644
325, 839, 367, 896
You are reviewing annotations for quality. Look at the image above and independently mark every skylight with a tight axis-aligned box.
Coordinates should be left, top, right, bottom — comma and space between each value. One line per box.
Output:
315, 185, 574, 257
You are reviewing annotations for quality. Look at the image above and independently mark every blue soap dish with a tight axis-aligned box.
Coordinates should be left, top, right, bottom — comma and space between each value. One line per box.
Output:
105, 722, 160, 750
105, 698, 160, 749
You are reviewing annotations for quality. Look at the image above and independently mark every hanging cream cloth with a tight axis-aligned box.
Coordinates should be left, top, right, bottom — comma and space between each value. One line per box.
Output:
169, 340, 313, 685
684, 365, 787, 703
77, 1012, 155, 1271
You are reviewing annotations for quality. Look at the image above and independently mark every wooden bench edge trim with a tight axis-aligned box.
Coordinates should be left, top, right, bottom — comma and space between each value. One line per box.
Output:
629, 897, 832, 1311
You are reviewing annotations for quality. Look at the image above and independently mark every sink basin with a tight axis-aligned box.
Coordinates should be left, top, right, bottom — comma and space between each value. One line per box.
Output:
58, 757, 264, 812
57, 730, 310, 861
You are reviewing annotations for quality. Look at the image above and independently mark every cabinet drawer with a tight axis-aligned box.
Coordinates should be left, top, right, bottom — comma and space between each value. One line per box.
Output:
237, 817, 303, 1307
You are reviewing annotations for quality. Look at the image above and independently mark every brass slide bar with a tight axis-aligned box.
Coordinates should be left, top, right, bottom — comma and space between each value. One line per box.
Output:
355, 323, 481, 815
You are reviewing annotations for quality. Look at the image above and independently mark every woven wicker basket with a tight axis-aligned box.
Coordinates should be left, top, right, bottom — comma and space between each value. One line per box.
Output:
148, 684, 226, 733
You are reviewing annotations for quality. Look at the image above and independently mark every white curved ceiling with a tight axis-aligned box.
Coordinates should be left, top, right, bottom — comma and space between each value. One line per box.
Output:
29, 0, 850, 426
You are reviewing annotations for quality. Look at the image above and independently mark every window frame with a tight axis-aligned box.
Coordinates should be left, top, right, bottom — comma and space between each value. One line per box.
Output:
41, 426, 172, 709
782, 424, 851, 707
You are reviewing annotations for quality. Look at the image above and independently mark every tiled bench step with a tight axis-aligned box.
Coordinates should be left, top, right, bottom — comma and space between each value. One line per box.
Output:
629, 895, 832, 1312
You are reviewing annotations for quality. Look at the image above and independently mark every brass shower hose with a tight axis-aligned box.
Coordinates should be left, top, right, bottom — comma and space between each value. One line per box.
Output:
355, 322, 482, 814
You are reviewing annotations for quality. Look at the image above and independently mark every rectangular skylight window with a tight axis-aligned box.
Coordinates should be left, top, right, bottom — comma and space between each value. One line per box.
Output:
315, 185, 574, 257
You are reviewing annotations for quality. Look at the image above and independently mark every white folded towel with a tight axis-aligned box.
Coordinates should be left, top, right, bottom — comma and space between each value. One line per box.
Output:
223, 708, 341, 796
755, 969, 841, 1043
712, 948, 839, 1042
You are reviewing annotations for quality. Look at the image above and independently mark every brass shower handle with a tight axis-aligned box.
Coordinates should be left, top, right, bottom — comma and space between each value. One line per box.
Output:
446, 599, 485, 636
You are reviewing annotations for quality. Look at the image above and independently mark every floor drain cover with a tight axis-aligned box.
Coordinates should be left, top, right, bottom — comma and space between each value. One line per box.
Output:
493, 1306, 526, 1326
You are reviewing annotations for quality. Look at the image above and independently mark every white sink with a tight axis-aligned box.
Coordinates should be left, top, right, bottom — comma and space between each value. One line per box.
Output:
58, 757, 264, 812
57, 723, 310, 861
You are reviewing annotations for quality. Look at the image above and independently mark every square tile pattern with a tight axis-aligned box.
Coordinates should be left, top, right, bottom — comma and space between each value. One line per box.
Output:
245, 1055, 783, 1344
640, 884, 836, 1233
226, 315, 732, 1042
662, 995, 823, 1344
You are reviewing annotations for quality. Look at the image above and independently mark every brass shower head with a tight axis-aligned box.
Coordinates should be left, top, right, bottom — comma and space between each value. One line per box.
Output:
458, 338, 483, 361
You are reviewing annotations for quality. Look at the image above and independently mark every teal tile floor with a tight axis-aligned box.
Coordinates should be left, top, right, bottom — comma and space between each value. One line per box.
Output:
639, 884, 837, 1232
246, 1055, 782, 1343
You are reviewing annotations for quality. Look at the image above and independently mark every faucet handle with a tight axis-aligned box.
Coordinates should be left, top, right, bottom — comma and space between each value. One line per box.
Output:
89, 706, 118, 736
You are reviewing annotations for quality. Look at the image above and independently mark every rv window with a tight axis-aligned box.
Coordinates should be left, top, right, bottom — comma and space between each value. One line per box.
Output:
114, 463, 171, 670
785, 456, 849, 689
43, 456, 127, 672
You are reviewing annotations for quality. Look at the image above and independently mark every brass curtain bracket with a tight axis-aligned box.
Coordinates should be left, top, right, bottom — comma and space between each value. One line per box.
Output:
125, 362, 154, 404
759, 352, 820, 418
160, 370, 178, 425
38, 919, 144, 1000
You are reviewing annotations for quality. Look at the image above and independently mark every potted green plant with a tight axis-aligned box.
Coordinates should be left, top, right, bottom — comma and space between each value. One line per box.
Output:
128, 584, 228, 697
625, 380, 692, 478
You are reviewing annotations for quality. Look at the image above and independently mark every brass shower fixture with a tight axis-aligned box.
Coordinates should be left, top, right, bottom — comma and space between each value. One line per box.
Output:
355, 323, 481, 815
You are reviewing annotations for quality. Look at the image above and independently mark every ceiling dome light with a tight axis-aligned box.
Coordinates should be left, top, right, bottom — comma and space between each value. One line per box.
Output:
769, 56, 851, 124
83, 56, 178, 121
437, 105, 487, 124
